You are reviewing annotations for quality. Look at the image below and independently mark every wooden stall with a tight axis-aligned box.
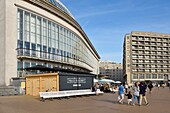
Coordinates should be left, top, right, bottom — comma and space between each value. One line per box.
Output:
26, 73, 59, 96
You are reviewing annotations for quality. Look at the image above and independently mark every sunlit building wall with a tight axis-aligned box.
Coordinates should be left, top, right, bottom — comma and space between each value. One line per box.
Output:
99, 61, 123, 81
123, 31, 170, 84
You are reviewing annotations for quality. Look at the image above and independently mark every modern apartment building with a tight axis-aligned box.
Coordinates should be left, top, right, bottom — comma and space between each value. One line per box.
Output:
99, 61, 123, 81
0, 0, 100, 86
123, 31, 170, 84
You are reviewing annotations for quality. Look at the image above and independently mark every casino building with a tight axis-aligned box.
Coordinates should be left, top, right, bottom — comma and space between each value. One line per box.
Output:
0, 0, 100, 86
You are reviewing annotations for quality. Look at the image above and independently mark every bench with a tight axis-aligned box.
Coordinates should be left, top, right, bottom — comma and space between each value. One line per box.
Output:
39, 89, 103, 101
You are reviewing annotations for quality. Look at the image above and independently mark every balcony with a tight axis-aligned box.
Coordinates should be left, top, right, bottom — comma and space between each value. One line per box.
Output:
16, 48, 92, 69
157, 39, 162, 41
132, 37, 138, 40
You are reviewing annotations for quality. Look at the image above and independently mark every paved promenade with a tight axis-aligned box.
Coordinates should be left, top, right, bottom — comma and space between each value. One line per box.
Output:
0, 87, 170, 113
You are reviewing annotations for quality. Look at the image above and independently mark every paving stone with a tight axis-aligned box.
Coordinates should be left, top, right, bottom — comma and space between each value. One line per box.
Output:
0, 87, 169, 113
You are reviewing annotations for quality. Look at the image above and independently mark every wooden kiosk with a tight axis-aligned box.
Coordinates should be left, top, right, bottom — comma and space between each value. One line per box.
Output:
26, 73, 59, 96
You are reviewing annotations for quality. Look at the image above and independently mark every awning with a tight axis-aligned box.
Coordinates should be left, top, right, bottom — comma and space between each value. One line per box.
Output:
25, 65, 93, 75
98, 79, 115, 83
25, 65, 54, 71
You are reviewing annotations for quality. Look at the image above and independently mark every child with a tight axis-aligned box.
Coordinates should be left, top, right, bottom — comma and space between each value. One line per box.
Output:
125, 91, 133, 105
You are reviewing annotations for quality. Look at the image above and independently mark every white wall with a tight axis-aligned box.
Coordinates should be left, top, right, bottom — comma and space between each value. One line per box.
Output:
0, 0, 6, 85
5, 0, 18, 85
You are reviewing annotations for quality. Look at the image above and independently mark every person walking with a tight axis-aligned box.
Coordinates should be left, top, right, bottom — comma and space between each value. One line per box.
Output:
148, 83, 153, 94
125, 91, 133, 105
157, 84, 160, 90
124, 84, 128, 93
139, 82, 149, 106
132, 82, 140, 106
118, 83, 125, 104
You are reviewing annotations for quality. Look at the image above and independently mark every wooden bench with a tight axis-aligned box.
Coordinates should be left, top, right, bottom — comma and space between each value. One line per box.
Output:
39, 89, 103, 101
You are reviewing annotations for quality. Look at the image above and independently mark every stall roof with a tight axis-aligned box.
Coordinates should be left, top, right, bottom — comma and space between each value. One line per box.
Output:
26, 73, 58, 78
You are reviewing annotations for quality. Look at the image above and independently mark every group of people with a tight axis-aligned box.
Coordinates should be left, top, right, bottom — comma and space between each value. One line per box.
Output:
92, 83, 113, 93
118, 82, 149, 106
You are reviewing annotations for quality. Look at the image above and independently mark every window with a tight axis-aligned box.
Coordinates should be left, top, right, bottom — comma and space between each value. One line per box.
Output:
132, 74, 138, 79
146, 74, 151, 79
30, 14, 36, 43
139, 74, 144, 79
37, 17, 41, 44
24, 12, 30, 42
17, 9, 23, 40
24, 62, 30, 68
17, 61, 23, 70
17, 9, 97, 70
152, 74, 157, 79
158, 74, 163, 79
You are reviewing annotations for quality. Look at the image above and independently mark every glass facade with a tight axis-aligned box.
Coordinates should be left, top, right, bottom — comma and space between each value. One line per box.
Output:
17, 9, 98, 76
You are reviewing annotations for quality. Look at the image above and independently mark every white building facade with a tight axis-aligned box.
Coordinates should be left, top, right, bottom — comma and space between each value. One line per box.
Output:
99, 61, 123, 81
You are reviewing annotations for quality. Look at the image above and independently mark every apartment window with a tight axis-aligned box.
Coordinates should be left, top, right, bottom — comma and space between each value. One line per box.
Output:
152, 74, 157, 79
132, 74, 138, 79
146, 74, 151, 79
158, 74, 163, 79
139, 74, 144, 79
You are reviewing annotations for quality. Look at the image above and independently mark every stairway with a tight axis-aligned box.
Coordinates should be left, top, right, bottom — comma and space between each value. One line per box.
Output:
0, 86, 19, 96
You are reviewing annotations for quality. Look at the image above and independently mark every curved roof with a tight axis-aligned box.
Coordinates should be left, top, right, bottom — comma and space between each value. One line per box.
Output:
48, 0, 74, 19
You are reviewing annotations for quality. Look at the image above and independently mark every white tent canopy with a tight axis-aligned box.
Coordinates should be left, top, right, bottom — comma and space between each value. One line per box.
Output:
115, 81, 121, 84
94, 78, 98, 83
98, 79, 115, 83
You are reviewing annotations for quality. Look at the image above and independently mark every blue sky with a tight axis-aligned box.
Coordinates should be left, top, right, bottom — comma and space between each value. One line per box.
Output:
60, 0, 170, 63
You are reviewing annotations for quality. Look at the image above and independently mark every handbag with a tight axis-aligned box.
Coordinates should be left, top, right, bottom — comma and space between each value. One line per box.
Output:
134, 92, 139, 96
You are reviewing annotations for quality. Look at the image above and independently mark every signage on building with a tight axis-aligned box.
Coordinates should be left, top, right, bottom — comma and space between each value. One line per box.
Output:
59, 73, 93, 91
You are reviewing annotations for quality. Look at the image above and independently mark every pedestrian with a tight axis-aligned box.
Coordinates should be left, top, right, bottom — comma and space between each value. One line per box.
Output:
148, 83, 153, 94
92, 85, 96, 92
125, 91, 133, 105
132, 82, 140, 106
157, 84, 160, 90
139, 82, 149, 106
118, 83, 125, 104
125, 84, 128, 93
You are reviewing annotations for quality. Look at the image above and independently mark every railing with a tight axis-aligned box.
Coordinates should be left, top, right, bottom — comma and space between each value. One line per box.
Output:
16, 48, 94, 69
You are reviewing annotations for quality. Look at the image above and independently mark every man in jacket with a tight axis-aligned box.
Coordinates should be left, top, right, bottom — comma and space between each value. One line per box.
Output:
139, 82, 149, 106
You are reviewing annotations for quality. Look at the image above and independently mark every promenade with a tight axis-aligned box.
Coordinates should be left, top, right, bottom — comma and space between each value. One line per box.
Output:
0, 87, 169, 113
